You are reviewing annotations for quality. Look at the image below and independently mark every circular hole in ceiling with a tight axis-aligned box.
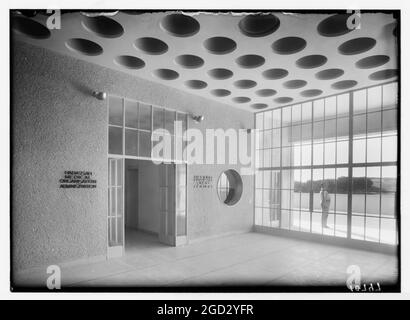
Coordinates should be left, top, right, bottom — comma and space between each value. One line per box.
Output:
238, 14, 280, 37
255, 89, 277, 97
272, 37, 307, 55
153, 68, 179, 80
233, 80, 257, 89
296, 55, 328, 69
12, 16, 51, 39
300, 89, 323, 98
232, 97, 251, 103
275, 97, 293, 104
236, 54, 265, 68
315, 68, 344, 80
283, 79, 307, 89
355, 55, 390, 69
211, 89, 231, 97
203, 37, 237, 55
338, 37, 376, 55
331, 80, 358, 90
251, 103, 268, 110
65, 38, 103, 56
185, 80, 207, 89
160, 13, 200, 37
134, 37, 168, 55
82, 16, 124, 38
369, 69, 398, 81
317, 14, 353, 37
207, 68, 234, 80
262, 68, 289, 79
114, 55, 145, 69
175, 54, 204, 68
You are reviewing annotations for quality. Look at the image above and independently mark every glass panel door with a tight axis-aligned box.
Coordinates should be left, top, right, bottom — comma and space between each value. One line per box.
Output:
108, 158, 124, 257
159, 163, 176, 245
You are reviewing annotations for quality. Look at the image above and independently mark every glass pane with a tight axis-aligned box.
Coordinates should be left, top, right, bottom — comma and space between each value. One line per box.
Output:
281, 189, 291, 209
282, 147, 291, 167
272, 109, 281, 128
301, 102, 312, 123
255, 207, 262, 225
301, 144, 311, 166
301, 123, 312, 143
382, 135, 397, 162
325, 96, 337, 119
353, 114, 366, 138
313, 99, 324, 121
164, 110, 176, 135
124, 129, 138, 156
108, 96, 123, 126
264, 110, 273, 130
290, 211, 300, 230
177, 112, 187, 133
281, 170, 291, 189
153, 107, 164, 131
282, 127, 291, 147
124, 100, 138, 128
280, 210, 290, 229
353, 89, 367, 114
109, 126, 123, 155
116, 159, 123, 186
313, 121, 324, 141
272, 128, 281, 148
365, 217, 380, 242
366, 137, 381, 163
313, 143, 323, 165
139, 103, 152, 131
263, 149, 271, 167
366, 193, 380, 217
324, 119, 336, 141
271, 148, 281, 167
382, 109, 397, 135
336, 168, 348, 214
337, 117, 349, 140
367, 111, 382, 136
139, 130, 152, 158
300, 211, 311, 232
382, 166, 397, 193
264, 129, 272, 148
255, 189, 262, 207
353, 139, 366, 163
324, 142, 336, 165
337, 93, 349, 116
382, 82, 398, 109
311, 212, 322, 234
282, 107, 292, 127
292, 104, 301, 124
335, 214, 347, 237
255, 171, 263, 188
291, 125, 301, 144
380, 218, 397, 244
291, 190, 300, 210
256, 113, 263, 129
337, 141, 349, 164
351, 215, 365, 240
368, 86, 382, 112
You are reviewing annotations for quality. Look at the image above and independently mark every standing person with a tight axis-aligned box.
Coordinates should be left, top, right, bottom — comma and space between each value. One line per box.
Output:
320, 183, 330, 228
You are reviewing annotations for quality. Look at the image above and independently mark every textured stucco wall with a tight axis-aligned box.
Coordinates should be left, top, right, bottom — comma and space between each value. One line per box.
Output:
12, 41, 254, 271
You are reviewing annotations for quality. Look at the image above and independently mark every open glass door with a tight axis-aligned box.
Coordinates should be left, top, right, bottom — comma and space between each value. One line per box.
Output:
108, 158, 124, 257
159, 162, 187, 246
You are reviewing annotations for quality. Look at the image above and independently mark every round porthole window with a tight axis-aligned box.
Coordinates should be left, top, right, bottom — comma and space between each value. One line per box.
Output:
217, 170, 243, 206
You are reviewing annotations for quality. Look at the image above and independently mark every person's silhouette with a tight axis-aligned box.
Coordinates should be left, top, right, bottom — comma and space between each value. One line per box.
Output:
320, 183, 330, 228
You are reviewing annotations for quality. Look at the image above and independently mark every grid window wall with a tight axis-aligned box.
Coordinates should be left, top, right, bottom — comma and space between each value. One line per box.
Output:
254, 82, 398, 245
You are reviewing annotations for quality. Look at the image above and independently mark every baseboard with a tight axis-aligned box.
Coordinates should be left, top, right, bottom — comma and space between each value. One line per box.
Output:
188, 228, 253, 244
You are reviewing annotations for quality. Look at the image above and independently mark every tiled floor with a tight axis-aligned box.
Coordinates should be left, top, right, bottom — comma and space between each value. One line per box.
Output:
13, 230, 398, 290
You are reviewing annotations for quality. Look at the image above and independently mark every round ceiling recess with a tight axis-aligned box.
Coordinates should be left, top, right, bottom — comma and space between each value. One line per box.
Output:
238, 14, 280, 37
300, 89, 323, 97
355, 55, 390, 69
317, 14, 353, 37
207, 68, 234, 80
236, 54, 265, 68
114, 55, 145, 69
65, 38, 103, 56
262, 68, 289, 80
315, 68, 344, 80
175, 54, 204, 68
82, 16, 124, 38
12, 16, 51, 39
233, 80, 257, 89
251, 103, 268, 110
256, 89, 277, 97
338, 37, 376, 55
232, 97, 251, 103
134, 37, 168, 55
203, 37, 237, 55
369, 69, 398, 81
160, 13, 200, 37
331, 80, 358, 90
185, 80, 208, 89
283, 79, 307, 89
272, 37, 307, 55
275, 97, 293, 104
211, 89, 231, 97
296, 55, 328, 69
153, 69, 179, 80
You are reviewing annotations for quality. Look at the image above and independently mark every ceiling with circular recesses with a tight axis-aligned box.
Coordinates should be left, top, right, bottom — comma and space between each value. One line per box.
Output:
12, 11, 398, 112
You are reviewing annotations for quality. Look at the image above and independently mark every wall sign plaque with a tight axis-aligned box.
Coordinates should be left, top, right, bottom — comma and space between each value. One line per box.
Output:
59, 171, 97, 189
193, 175, 213, 189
